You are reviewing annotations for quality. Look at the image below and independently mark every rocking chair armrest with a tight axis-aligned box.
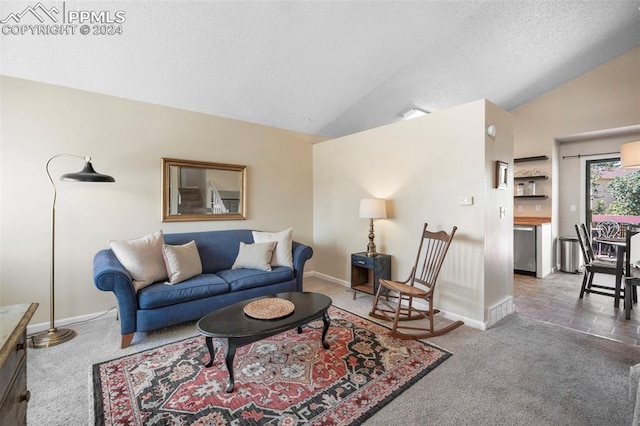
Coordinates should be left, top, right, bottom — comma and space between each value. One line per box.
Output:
379, 266, 415, 289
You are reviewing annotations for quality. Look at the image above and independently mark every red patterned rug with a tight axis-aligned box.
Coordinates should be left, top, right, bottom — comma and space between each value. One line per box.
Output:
92, 306, 451, 425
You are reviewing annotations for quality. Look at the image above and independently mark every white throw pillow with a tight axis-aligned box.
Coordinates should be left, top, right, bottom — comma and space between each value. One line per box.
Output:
232, 241, 277, 271
162, 241, 203, 284
109, 230, 167, 291
252, 227, 293, 268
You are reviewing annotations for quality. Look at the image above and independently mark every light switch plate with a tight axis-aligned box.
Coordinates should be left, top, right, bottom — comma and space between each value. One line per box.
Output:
459, 196, 473, 205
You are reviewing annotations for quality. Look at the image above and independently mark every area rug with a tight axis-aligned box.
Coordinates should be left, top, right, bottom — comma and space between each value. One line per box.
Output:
92, 306, 451, 425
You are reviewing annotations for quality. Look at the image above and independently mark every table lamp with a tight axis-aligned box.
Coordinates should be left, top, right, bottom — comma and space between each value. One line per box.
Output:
359, 198, 387, 257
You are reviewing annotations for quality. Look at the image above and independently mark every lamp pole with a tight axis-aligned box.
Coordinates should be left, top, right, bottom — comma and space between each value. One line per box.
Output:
31, 154, 115, 348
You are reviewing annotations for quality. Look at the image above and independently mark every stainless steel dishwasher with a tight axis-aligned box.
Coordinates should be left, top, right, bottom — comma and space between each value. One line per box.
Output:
514, 225, 536, 275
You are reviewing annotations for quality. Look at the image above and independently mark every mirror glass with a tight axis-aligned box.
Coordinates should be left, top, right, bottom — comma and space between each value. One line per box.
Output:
162, 158, 246, 222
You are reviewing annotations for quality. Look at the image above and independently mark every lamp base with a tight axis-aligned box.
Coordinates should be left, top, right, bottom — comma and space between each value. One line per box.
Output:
366, 242, 378, 257
31, 327, 76, 348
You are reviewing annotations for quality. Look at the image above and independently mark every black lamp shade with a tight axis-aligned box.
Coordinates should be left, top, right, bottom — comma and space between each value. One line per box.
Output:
60, 161, 115, 182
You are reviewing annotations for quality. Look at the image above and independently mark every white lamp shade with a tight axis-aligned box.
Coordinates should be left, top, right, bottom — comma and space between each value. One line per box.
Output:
359, 198, 387, 219
621, 141, 640, 169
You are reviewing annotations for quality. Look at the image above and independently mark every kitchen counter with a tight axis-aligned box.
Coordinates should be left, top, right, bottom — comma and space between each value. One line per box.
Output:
514, 216, 551, 226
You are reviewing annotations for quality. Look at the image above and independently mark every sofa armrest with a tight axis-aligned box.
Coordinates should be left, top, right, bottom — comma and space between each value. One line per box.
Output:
93, 249, 138, 335
292, 241, 313, 291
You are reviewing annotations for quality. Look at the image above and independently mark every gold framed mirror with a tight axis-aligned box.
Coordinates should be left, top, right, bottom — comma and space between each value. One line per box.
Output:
162, 158, 246, 222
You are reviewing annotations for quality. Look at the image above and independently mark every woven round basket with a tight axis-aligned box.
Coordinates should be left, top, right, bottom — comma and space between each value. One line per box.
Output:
243, 298, 295, 320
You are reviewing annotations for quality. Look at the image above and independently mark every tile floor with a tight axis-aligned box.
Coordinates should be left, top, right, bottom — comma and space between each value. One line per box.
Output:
513, 270, 640, 347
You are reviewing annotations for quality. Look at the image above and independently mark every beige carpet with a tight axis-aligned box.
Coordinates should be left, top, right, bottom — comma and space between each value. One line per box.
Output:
27, 276, 639, 425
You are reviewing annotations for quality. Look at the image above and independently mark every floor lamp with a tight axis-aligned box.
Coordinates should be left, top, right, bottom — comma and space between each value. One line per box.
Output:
32, 154, 115, 349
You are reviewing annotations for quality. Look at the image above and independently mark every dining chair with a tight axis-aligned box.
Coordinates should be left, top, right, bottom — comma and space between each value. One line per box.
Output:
574, 224, 621, 300
369, 223, 464, 339
595, 219, 620, 257
624, 229, 640, 320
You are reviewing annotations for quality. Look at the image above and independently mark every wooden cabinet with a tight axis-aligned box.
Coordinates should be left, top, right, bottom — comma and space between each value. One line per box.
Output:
351, 253, 391, 298
0, 303, 38, 426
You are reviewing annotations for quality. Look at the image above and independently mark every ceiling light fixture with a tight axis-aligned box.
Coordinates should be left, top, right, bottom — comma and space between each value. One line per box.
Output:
401, 108, 428, 120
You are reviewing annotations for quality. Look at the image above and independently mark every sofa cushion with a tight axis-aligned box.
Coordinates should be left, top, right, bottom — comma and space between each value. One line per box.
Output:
232, 241, 277, 271
252, 227, 293, 268
217, 266, 294, 292
162, 241, 202, 284
109, 230, 167, 291
137, 274, 229, 310
163, 230, 254, 274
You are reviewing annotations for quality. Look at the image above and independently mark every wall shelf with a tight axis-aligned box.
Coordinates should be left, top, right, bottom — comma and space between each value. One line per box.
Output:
514, 155, 549, 199
514, 195, 548, 199
514, 175, 548, 181
514, 155, 549, 163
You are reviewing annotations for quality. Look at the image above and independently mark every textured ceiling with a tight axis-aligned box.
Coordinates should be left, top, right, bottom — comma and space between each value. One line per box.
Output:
1, 1, 639, 138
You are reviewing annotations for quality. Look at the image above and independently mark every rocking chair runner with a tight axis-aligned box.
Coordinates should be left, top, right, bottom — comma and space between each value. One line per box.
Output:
369, 223, 464, 339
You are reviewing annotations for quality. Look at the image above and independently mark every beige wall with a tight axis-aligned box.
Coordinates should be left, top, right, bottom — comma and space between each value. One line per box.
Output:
513, 46, 640, 265
0, 76, 317, 325
313, 99, 513, 327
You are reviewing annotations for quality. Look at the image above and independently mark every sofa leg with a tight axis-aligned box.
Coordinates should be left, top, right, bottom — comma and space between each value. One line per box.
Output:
121, 333, 134, 349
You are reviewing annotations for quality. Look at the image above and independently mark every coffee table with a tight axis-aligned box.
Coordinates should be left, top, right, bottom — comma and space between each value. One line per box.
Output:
196, 292, 332, 392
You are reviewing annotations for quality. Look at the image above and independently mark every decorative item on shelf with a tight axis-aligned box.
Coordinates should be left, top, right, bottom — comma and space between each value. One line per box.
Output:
32, 155, 115, 349
621, 141, 640, 169
359, 198, 387, 257
516, 183, 525, 196
527, 180, 536, 195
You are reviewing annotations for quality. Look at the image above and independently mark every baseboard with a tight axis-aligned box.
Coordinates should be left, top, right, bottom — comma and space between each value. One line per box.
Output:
307, 271, 487, 330
27, 308, 118, 335
306, 271, 350, 287
486, 296, 515, 328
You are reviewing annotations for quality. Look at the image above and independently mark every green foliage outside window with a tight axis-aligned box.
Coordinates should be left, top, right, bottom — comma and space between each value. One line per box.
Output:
606, 170, 640, 216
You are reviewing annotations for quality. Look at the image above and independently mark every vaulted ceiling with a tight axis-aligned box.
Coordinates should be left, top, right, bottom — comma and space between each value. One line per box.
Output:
1, 1, 639, 138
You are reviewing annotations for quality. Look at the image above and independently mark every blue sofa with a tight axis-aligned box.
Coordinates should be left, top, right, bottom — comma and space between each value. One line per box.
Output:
93, 229, 313, 348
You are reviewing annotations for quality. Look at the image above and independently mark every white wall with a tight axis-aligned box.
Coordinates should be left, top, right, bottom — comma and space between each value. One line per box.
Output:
0, 76, 318, 325
313, 99, 513, 327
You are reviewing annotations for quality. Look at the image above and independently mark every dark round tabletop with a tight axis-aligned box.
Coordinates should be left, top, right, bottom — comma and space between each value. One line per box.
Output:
196, 292, 332, 339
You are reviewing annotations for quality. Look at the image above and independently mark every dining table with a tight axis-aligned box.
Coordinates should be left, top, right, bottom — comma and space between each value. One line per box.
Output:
593, 236, 627, 309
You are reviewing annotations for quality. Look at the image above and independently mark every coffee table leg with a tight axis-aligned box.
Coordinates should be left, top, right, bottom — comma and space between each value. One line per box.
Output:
297, 326, 303, 334
204, 337, 215, 368
321, 310, 330, 349
223, 338, 237, 393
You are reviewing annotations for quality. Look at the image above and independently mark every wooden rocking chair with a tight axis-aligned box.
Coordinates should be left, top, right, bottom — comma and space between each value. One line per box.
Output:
369, 223, 464, 339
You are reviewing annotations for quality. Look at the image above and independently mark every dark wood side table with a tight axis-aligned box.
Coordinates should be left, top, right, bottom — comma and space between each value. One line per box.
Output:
351, 252, 391, 299
0, 303, 38, 426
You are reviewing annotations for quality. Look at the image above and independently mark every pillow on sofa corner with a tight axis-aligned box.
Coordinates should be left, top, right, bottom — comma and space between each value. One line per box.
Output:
232, 241, 277, 271
162, 241, 203, 284
109, 230, 167, 291
252, 227, 293, 268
